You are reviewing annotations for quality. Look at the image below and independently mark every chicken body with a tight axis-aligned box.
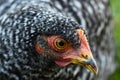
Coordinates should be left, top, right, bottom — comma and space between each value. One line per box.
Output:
0, 0, 115, 80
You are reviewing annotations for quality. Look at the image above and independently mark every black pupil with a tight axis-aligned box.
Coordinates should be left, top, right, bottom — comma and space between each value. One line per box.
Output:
58, 40, 65, 47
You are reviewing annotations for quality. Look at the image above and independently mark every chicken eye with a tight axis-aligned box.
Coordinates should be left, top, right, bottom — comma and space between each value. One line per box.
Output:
54, 38, 67, 50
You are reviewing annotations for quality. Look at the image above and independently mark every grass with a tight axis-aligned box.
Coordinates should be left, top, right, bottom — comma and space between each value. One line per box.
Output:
108, 0, 120, 80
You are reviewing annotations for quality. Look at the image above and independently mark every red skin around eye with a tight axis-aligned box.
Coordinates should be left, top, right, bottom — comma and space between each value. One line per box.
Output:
47, 36, 72, 66
47, 36, 57, 51
47, 36, 69, 52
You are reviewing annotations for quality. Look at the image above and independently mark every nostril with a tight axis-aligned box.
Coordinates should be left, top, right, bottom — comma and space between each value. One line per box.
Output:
81, 54, 88, 59
85, 54, 88, 58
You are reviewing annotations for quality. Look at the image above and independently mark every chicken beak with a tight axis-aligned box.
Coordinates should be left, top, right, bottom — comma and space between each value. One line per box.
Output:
70, 56, 98, 75
83, 58, 98, 75
64, 29, 98, 74
63, 49, 98, 75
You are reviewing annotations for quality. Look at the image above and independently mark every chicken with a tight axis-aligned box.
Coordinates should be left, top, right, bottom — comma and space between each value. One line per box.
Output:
0, 0, 115, 80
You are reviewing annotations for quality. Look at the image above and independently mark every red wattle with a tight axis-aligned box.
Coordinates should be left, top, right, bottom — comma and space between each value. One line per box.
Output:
55, 60, 71, 67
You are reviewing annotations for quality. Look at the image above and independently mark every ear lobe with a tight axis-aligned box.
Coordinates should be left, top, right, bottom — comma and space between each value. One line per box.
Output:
35, 43, 43, 54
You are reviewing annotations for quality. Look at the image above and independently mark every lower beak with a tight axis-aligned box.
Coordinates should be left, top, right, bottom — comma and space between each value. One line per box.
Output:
83, 59, 98, 75
65, 55, 98, 75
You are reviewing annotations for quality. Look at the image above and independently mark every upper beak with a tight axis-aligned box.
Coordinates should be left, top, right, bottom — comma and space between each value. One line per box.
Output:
63, 51, 98, 75
64, 29, 98, 75
70, 56, 98, 75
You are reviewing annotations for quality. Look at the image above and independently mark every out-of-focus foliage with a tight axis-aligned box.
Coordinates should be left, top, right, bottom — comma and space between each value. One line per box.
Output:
108, 0, 120, 80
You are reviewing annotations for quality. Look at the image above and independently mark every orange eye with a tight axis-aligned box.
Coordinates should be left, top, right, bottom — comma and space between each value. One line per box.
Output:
54, 38, 67, 50
47, 36, 69, 52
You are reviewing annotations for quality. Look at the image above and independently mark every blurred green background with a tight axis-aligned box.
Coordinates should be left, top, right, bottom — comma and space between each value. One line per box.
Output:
108, 0, 120, 80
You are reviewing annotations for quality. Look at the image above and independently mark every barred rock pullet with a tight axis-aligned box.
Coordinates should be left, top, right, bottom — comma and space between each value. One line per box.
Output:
0, 0, 115, 80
